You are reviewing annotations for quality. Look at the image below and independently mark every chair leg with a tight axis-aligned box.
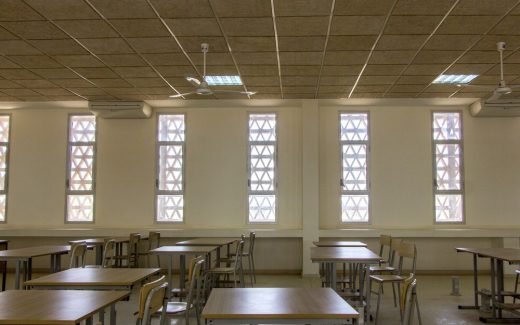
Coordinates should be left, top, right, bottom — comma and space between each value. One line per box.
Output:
514, 273, 519, 304
251, 253, 257, 283
392, 282, 397, 307
415, 294, 422, 325
1, 270, 5, 291
374, 283, 383, 325
248, 255, 254, 287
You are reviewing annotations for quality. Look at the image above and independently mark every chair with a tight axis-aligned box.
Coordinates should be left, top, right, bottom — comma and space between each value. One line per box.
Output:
172, 256, 203, 301
0, 241, 7, 291
209, 240, 245, 288
377, 235, 393, 265
114, 233, 141, 267
69, 242, 87, 268
141, 231, 160, 267
159, 259, 205, 325
224, 232, 257, 286
400, 274, 422, 325
136, 275, 168, 325
86, 239, 116, 268
370, 238, 403, 306
369, 241, 417, 325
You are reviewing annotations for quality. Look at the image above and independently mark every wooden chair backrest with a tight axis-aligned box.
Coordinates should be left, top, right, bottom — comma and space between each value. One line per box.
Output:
186, 260, 204, 309
69, 242, 87, 268
380, 234, 392, 246
233, 240, 244, 272
102, 239, 116, 268
138, 275, 167, 322
148, 231, 160, 250
187, 255, 204, 285
397, 242, 417, 274
129, 233, 141, 254
249, 232, 256, 255
388, 238, 402, 266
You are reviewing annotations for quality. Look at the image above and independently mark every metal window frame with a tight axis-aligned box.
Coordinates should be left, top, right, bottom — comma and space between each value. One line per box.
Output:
431, 110, 465, 224
247, 111, 278, 225
154, 112, 186, 224
65, 113, 97, 224
339, 111, 371, 225
0, 114, 11, 224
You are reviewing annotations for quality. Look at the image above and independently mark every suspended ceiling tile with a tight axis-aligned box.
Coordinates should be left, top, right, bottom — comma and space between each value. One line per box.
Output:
473, 35, 520, 51
0, 28, 17, 40
363, 64, 406, 75
320, 65, 362, 76
250, 93, 281, 99
164, 18, 222, 37
274, 0, 333, 17
88, 78, 133, 88
385, 16, 443, 35
0, 40, 42, 55
226, 37, 275, 52
278, 37, 325, 51
2, 88, 41, 96
424, 35, 481, 50
247, 86, 280, 93
284, 93, 315, 99
0, 80, 24, 88
29, 39, 88, 55
319, 85, 350, 93
277, 17, 330, 36
403, 64, 446, 75
36, 88, 72, 96
234, 52, 278, 65
486, 64, 520, 75
220, 18, 274, 36
84, 95, 119, 100
112, 67, 158, 78
471, 75, 516, 85
47, 95, 82, 101
12, 79, 57, 88
490, 16, 520, 35
142, 53, 191, 66
417, 92, 450, 98
54, 55, 105, 68
73, 67, 120, 79
437, 16, 500, 35
370, 51, 416, 64
96, 54, 146, 67
2, 21, 68, 40
55, 20, 118, 39
0, 0, 43, 20
458, 51, 500, 64
105, 87, 147, 95
393, 0, 456, 15
445, 63, 494, 74
149, 0, 213, 18
30, 68, 80, 79
376, 35, 428, 50
8, 55, 62, 68
453, 92, 489, 98
241, 76, 280, 86
281, 87, 316, 94
180, 37, 229, 52
88, 0, 157, 19
350, 92, 385, 98
334, 0, 396, 16
331, 16, 386, 35
283, 65, 322, 75
396, 75, 436, 84
413, 50, 462, 64
388, 84, 426, 92
452, 0, 519, 15
109, 19, 170, 38
69, 87, 109, 96
323, 51, 369, 65
327, 36, 377, 51
385, 92, 418, 98
210, 0, 272, 17
127, 37, 180, 54
358, 75, 399, 85
505, 52, 520, 63
319, 76, 357, 85
281, 51, 323, 65
25, 0, 99, 20
0, 57, 22, 69
125, 77, 168, 87
80, 38, 134, 54
282, 76, 318, 86
317, 93, 344, 99
155, 65, 198, 77
240, 65, 279, 76
423, 84, 459, 92
0, 69, 40, 79
52, 78, 97, 88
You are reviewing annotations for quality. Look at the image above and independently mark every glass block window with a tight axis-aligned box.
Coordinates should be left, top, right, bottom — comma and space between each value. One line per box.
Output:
0, 115, 10, 222
340, 112, 370, 223
248, 113, 277, 223
66, 115, 96, 222
156, 114, 185, 222
432, 112, 464, 223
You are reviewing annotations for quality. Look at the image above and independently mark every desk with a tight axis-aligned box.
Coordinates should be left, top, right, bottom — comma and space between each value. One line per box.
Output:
0, 245, 70, 289
203, 287, 359, 324
175, 238, 238, 262
70, 236, 148, 266
313, 241, 367, 247
311, 247, 381, 320
0, 289, 129, 325
150, 245, 217, 298
457, 247, 520, 323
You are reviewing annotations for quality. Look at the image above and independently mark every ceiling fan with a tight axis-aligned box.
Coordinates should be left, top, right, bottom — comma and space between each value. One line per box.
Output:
456, 42, 520, 100
169, 43, 256, 98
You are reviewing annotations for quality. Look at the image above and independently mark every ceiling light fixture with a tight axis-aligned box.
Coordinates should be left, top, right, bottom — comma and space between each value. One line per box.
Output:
433, 74, 478, 84
204, 75, 243, 86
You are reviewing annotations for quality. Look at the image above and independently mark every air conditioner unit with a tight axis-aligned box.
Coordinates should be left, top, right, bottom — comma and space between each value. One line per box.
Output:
88, 101, 152, 119
470, 99, 520, 117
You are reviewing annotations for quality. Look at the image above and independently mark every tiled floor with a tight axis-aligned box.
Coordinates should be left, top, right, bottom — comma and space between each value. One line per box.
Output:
3, 272, 519, 324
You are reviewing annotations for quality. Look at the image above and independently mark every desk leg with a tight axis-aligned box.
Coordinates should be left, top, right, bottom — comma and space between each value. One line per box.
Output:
98, 308, 105, 325
110, 303, 116, 325
27, 258, 32, 281
15, 260, 20, 289
459, 253, 480, 309
180, 254, 186, 290
96, 245, 103, 266
167, 255, 173, 300
331, 262, 337, 291
491, 258, 497, 318
366, 264, 372, 322
216, 247, 221, 266
86, 317, 93, 325
497, 260, 504, 319
56, 254, 62, 272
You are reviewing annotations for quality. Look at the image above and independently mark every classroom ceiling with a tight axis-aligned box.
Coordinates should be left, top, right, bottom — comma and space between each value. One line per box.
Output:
0, 0, 519, 101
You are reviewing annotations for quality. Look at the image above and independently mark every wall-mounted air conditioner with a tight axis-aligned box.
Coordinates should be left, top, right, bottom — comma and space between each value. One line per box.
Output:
88, 101, 153, 119
470, 99, 520, 117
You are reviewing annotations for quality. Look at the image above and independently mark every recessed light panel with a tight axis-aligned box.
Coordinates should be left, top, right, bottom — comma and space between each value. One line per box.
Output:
432, 74, 478, 84
204, 75, 243, 86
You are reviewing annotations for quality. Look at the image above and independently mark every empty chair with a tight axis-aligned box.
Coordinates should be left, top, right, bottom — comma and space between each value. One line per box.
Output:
377, 235, 393, 265
114, 233, 141, 267
369, 241, 417, 325
401, 274, 422, 325
209, 240, 245, 288
370, 238, 403, 307
135, 275, 168, 325
86, 239, 116, 268
172, 256, 203, 301
224, 232, 257, 286
69, 242, 87, 268
146, 231, 161, 267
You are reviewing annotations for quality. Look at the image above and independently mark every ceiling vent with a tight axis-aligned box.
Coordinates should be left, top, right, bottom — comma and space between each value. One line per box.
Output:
470, 99, 520, 117
88, 101, 152, 119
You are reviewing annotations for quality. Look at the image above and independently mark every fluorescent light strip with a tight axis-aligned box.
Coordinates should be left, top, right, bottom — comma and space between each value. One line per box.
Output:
432, 74, 478, 84
205, 75, 243, 86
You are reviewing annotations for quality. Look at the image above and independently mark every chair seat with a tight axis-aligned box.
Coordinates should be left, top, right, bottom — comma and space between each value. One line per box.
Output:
208, 267, 234, 274
369, 266, 395, 272
516, 269, 520, 275
159, 302, 190, 314
370, 274, 405, 283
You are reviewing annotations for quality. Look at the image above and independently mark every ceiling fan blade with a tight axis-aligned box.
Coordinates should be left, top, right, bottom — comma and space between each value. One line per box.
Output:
169, 92, 195, 98
185, 77, 201, 87
211, 90, 257, 95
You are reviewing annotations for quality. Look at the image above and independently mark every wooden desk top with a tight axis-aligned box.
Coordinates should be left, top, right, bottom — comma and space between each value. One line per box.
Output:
203, 288, 358, 319
176, 238, 238, 246
456, 247, 520, 263
310, 247, 381, 263
0, 240, 8, 244
313, 241, 367, 247
0, 289, 130, 325
25, 268, 160, 287
69, 236, 148, 245
0, 245, 70, 260
151, 245, 218, 255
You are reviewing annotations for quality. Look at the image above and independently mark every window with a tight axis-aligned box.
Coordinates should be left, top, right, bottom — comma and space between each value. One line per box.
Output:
248, 113, 277, 223
156, 114, 185, 222
66, 115, 96, 222
0, 115, 10, 222
432, 111, 464, 223
340, 112, 370, 223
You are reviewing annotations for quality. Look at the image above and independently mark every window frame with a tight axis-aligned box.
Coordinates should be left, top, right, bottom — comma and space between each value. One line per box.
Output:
0, 114, 11, 224
65, 113, 97, 224
154, 112, 187, 224
247, 111, 278, 225
431, 110, 465, 224
339, 111, 371, 225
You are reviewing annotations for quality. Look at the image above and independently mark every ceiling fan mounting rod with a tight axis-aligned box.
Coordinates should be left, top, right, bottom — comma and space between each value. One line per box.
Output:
201, 43, 209, 79
498, 41, 506, 84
